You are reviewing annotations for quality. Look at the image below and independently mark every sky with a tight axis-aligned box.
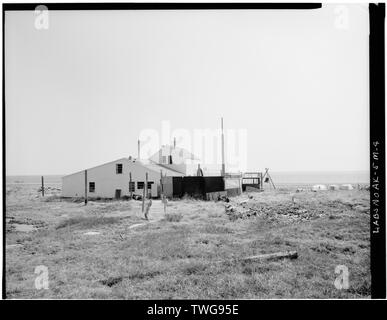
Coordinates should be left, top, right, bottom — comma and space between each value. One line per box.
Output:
5, 4, 370, 175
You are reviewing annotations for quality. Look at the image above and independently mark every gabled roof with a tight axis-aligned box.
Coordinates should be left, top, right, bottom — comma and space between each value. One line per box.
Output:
62, 157, 128, 178
63, 157, 185, 179
137, 159, 185, 177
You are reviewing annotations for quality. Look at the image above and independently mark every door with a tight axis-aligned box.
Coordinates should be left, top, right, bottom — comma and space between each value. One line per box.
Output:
115, 189, 121, 199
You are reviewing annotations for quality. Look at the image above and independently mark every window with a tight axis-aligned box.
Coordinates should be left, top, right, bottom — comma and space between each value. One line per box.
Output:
168, 155, 173, 164
89, 182, 95, 193
147, 181, 154, 190
129, 181, 135, 192
116, 163, 123, 174
137, 181, 144, 189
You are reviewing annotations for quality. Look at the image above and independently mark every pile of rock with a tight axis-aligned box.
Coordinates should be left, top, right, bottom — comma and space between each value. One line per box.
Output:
225, 201, 257, 221
224, 198, 323, 223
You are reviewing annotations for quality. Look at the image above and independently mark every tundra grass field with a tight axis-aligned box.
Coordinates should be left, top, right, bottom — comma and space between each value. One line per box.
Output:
5, 183, 370, 299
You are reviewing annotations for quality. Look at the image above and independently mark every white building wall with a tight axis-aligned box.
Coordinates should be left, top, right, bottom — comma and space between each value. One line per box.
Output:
62, 171, 85, 197
62, 159, 162, 198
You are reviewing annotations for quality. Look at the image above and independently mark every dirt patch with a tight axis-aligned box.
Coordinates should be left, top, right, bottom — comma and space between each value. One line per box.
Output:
55, 216, 121, 230
100, 276, 123, 287
99, 270, 161, 287
6, 216, 47, 233
164, 212, 183, 222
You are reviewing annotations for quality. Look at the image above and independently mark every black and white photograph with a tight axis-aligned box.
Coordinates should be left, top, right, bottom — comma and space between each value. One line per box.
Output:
1, 2, 385, 302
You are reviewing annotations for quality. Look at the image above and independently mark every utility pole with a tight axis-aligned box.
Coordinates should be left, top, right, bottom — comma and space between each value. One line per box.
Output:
160, 169, 164, 198
142, 172, 148, 212
138, 139, 140, 159
41, 176, 44, 197
84, 170, 88, 205
160, 169, 167, 214
145, 172, 148, 199
129, 172, 133, 199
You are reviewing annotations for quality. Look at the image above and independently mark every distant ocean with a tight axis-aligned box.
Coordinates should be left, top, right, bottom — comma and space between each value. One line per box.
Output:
6, 175, 63, 184
6, 171, 370, 187
268, 171, 370, 187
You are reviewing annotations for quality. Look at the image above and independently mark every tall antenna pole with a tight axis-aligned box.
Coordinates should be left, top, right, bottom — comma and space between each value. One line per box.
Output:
84, 170, 88, 205
221, 117, 225, 177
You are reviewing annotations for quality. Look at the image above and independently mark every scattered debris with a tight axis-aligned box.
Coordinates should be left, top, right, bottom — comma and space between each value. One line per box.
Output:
84, 231, 101, 235
224, 196, 327, 222
99, 276, 123, 287
6, 216, 47, 232
37, 186, 61, 193
340, 184, 354, 190
220, 195, 230, 202
225, 202, 255, 221
132, 194, 142, 200
242, 250, 298, 262
99, 270, 162, 287
312, 185, 327, 191
206, 191, 227, 201
128, 223, 144, 229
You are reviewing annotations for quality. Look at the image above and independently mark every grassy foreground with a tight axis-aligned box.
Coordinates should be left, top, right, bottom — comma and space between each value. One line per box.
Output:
5, 184, 370, 299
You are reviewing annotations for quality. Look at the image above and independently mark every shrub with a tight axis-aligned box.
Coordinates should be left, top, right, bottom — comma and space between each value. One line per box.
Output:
41, 195, 62, 202
164, 212, 183, 222
203, 224, 232, 234
56, 215, 120, 229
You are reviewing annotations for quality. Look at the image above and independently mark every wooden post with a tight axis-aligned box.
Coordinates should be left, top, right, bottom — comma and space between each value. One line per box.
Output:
145, 172, 148, 199
84, 170, 88, 205
261, 172, 264, 189
160, 170, 166, 213
142, 173, 146, 212
41, 176, 44, 197
129, 172, 133, 199
160, 170, 164, 197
